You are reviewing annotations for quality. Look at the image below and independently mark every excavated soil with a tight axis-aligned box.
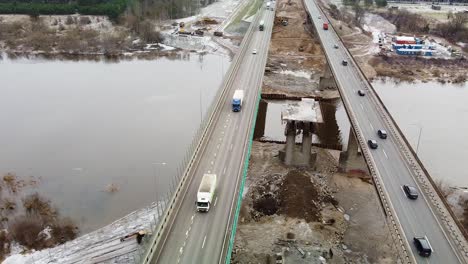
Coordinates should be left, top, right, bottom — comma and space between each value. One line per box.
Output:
277, 170, 322, 222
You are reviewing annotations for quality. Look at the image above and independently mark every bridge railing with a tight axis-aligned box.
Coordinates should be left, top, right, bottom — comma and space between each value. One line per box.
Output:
135, 12, 260, 264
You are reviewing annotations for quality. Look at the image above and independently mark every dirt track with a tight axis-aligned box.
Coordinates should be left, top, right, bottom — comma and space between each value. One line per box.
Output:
262, 0, 340, 99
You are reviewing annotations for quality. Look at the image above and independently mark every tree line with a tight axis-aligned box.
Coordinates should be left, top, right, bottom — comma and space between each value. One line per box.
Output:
0, 0, 128, 19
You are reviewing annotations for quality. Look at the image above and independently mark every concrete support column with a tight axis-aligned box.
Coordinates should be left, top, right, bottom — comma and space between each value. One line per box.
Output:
346, 128, 359, 157
339, 127, 367, 173
302, 122, 312, 164
254, 100, 268, 139
284, 121, 296, 165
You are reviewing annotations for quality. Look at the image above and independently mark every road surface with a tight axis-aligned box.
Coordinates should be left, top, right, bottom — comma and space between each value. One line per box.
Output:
152, 5, 276, 264
304, 0, 467, 263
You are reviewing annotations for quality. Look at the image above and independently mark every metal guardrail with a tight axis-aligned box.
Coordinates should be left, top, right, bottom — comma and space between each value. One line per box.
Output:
136, 11, 261, 264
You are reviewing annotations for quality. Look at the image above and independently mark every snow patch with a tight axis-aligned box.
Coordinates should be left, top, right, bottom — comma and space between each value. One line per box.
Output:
3, 253, 31, 264
3, 201, 165, 264
278, 70, 312, 79
145, 43, 176, 51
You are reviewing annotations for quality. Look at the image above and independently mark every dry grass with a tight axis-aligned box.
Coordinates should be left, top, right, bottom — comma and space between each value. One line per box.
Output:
368, 55, 468, 83
0, 174, 79, 257
0, 230, 11, 261
10, 216, 46, 250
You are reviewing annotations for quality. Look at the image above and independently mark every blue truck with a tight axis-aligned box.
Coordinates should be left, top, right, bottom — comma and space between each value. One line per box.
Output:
232, 90, 244, 112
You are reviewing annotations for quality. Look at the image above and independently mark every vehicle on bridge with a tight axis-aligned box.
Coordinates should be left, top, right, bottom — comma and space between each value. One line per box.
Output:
413, 236, 433, 257
377, 129, 387, 139
342, 59, 348, 66
357, 90, 365, 96
259, 20, 265, 31
196, 174, 217, 212
323, 22, 328, 30
368, 139, 378, 149
232, 90, 244, 112
403, 185, 419, 200
266, 2, 271, 10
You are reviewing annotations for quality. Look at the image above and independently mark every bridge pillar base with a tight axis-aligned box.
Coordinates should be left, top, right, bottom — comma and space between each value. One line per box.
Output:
279, 121, 317, 168
338, 127, 368, 174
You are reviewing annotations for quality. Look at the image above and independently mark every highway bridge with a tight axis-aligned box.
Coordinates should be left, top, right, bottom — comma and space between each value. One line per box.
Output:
304, 0, 468, 263
137, 0, 468, 263
139, 4, 276, 264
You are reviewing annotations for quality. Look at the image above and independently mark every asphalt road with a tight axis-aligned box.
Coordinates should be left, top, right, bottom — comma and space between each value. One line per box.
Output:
152, 6, 276, 264
304, 0, 466, 263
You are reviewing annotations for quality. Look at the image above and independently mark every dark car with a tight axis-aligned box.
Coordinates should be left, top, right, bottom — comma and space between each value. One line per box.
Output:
413, 236, 432, 257
342, 60, 348, 66
403, 185, 418, 199
368, 139, 378, 149
358, 90, 365, 96
377, 129, 387, 139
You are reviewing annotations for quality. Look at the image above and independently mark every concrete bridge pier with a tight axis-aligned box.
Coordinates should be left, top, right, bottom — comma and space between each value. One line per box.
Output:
319, 62, 338, 91
279, 121, 317, 168
301, 122, 313, 165
339, 127, 368, 173
254, 100, 268, 139
283, 121, 297, 165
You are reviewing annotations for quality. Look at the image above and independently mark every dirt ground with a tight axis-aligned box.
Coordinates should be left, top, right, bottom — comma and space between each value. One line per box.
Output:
320, 1, 467, 84
232, 142, 398, 263
263, 0, 340, 99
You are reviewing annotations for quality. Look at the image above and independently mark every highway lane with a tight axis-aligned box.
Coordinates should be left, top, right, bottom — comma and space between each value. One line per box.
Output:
304, 0, 466, 263
153, 5, 275, 264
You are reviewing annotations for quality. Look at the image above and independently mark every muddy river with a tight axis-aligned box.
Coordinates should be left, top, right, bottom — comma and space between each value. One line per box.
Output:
0, 53, 230, 232
374, 79, 468, 187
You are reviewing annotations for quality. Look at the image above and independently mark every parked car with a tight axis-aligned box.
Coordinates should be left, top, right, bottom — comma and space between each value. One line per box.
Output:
252, 49, 257, 54
358, 90, 365, 96
378, 129, 387, 139
413, 236, 432, 257
403, 185, 419, 199
342, 60, 348, 66
368, 139, 378, 149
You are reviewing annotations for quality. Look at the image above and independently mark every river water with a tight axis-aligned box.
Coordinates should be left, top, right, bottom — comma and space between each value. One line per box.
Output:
0, 53, 230, 232
373, 79, 468, 187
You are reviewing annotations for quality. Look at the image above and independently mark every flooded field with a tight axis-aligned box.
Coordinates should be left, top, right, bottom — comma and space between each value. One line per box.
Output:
0, 53, 230, 232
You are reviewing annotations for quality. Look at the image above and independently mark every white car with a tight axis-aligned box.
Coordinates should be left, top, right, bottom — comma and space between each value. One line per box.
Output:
252, 49, 257, 54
